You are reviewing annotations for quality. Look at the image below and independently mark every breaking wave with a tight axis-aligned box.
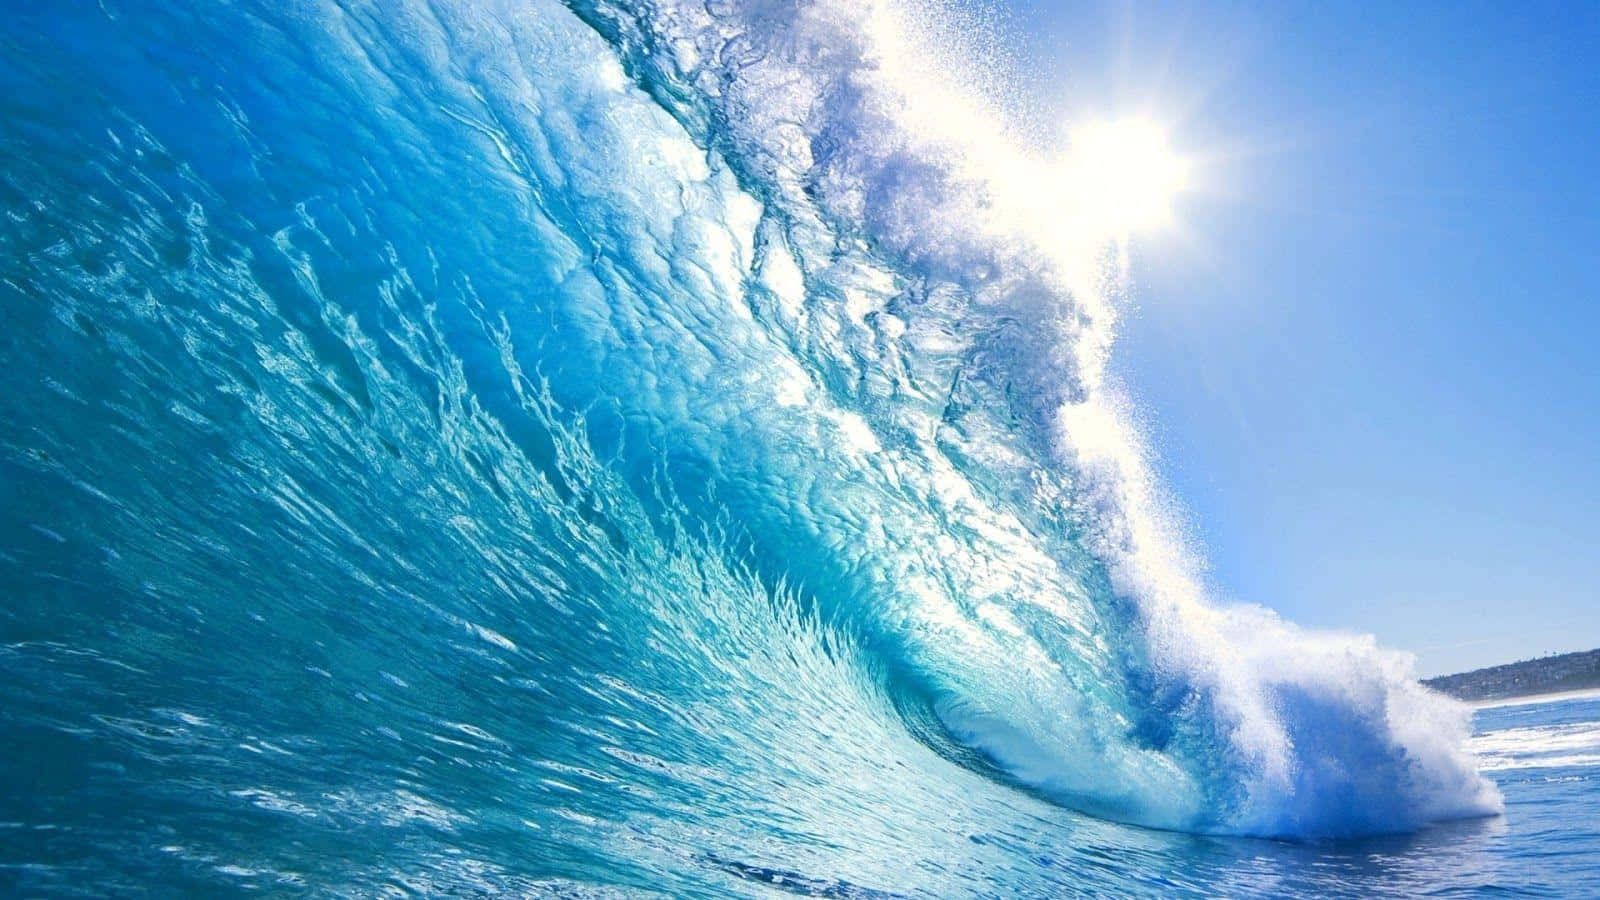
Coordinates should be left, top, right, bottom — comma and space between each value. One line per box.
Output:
0, 0, 1501, 891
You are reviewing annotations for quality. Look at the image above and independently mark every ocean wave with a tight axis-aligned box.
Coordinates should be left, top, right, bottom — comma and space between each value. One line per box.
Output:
0, 3, 1498, 884
564, 0, 1502, 836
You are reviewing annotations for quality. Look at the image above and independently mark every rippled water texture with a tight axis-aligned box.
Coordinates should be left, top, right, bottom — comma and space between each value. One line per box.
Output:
2, 0, 1591, 895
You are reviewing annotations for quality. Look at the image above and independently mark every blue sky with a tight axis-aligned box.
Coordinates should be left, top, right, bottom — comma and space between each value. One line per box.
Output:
998, 0, 1600, 676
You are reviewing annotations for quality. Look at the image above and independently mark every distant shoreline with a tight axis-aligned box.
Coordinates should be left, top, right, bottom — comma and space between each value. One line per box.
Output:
1468, 686, 1600, 710
1423, 647, 1600, 705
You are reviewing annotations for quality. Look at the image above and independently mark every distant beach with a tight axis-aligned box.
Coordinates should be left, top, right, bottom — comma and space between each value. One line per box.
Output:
1426, 647, 1600, 705
1472, 687, 1600, 710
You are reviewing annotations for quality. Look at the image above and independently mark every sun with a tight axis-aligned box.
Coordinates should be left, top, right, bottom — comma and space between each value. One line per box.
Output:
1058, 117, 1189, 239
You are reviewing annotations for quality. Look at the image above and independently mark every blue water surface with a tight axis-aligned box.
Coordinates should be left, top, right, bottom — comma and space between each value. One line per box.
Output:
1, 1, 1593, 895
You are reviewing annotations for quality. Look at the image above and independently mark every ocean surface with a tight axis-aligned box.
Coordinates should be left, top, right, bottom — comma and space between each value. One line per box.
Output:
1, 0, 1594, 895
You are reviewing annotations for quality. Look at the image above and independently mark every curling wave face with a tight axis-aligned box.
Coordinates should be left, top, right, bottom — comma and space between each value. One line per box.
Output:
559, 0, 1503, 838
0, 0, 1500, 892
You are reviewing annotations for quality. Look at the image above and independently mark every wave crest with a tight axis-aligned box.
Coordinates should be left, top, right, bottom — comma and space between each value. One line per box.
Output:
569, 0, 1502, 836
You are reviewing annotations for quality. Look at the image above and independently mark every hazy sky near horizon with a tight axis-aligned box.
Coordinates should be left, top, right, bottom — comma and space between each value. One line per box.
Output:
995, 0, 1599, 676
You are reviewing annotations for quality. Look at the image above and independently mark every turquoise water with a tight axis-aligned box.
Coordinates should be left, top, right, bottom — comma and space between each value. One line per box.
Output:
2, 0, 1592, 895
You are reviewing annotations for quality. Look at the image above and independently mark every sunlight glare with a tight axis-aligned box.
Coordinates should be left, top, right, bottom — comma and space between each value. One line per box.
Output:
1059, 117, 1189, 238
